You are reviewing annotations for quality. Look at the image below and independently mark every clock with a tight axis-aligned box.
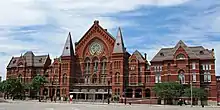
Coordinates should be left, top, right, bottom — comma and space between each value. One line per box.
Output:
89, 42, 103, 55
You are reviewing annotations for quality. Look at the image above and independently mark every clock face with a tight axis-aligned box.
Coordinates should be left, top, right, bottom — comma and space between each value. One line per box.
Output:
89, 42, 103, 55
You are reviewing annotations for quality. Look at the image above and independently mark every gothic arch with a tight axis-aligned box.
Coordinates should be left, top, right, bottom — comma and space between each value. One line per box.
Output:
92, 57, 99, 62
82, 38, 110, 58
92, 74, 97, 84
115, 72, 120, 83
62, 73, 67, 85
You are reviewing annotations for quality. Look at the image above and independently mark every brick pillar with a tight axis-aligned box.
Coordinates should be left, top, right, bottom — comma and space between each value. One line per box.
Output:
142, 89, 145, 98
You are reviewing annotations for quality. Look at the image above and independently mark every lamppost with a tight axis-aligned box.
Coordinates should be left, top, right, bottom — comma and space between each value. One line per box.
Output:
107, 80, 110, 104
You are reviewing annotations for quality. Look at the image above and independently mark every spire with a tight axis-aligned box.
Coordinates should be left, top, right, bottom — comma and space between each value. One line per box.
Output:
61, 32, 74, 57
113, 27, 125, 53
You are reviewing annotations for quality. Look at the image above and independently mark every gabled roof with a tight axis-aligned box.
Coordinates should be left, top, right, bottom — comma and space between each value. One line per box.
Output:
130, 50, 145, 62
75, 20, 115, 47
113, 27, 125, 53
151, 40, 214, 62
7, 51, 49, 68
61, 32, 74, 57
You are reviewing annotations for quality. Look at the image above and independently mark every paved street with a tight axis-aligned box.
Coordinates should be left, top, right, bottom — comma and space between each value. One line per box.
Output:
0, 101, 220, 110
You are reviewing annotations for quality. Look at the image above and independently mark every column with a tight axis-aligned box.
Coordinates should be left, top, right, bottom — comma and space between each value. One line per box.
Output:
76, 94, 78, 100
93, 94, 95, 101
102, 94, 104, 102
85, 94, 87, 100
132, 89, 135, 98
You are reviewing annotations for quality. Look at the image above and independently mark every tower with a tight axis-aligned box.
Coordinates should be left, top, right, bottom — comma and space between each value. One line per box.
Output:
60, 32, 75, 98
111, 27, 128, 97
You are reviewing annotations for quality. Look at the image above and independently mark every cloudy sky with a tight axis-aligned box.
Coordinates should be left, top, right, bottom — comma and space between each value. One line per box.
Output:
0, 0, 220, 79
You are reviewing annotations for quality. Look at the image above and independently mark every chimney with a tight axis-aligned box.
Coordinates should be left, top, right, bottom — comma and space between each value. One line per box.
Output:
144, 53, 147, 60
94, 20, 99, 24
212, 48, 215, 57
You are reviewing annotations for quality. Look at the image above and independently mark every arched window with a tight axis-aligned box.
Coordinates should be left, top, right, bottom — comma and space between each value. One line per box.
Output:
115, 73, 120, 83
131, 59, 136, 62
101, 57, 107, 74
84, 58, 90, 74
100, 75, 106, 84
93, 57, 99, 73
53, 75, 59, 84
92, 74, 97, 84
63, 74, 67, 85
176, 53, 185, 60
178, 70, 185, 84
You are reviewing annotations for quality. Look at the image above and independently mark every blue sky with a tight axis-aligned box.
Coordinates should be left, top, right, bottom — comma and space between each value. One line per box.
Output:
0, 0, 220, 79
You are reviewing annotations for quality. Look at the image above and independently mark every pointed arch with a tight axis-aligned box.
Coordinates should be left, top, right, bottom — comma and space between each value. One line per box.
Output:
92, 57, 99, 73
84, 57, 91, 74
115, 72, 120, 83
92, 74, 97, 84
62, 73, 67, 85
101, 56, 107, 74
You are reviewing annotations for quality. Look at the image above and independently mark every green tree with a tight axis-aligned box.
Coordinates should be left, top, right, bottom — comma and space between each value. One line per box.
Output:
183, 87, 207, 104
0, 78, 24, 99
31, 75, 48, 102
153, 82, 184, 104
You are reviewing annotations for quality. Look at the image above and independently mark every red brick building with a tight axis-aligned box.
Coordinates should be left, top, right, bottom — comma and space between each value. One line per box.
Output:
217, 76, 220, 105
6, 51, 51, 97
151, 40, 217, 105
6, 20, 218, 105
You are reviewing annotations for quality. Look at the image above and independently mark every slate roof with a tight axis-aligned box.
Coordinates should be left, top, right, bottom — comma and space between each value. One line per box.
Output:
7, 51, 49, 68
113, 27, 126, 53
61, 32, 74, 56
151, 40, 214, 62
131, 50, 146, 62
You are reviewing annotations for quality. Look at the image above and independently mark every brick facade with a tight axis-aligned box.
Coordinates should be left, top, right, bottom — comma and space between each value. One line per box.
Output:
217, 76, 220, 105
5, 20, 218, 105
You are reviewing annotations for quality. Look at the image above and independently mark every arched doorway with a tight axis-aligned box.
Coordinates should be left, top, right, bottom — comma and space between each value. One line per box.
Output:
125, 89, 133, 98
135, 89, 142, 98
145, 89, 150, 98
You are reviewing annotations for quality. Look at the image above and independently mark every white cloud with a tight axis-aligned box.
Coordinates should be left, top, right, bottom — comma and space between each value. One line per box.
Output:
0, 0, 193, 79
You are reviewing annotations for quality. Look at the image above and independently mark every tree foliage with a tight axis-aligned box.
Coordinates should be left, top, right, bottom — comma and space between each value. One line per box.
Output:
184, 87, 207, 101
31, 75, 48, 102
31, 75, 48, 91
0, 78, 25, 99
153, 82, 184, 100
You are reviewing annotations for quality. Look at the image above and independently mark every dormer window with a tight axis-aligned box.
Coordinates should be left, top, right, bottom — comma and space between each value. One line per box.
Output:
39, 58, 42, 63
176, 53, 185, 60
13, 60, 16, 64
200, 51, 204, 55
160, 53, 164, 56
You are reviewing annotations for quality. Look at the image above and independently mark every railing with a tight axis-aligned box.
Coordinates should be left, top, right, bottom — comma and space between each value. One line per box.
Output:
73, 83, 110, 86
